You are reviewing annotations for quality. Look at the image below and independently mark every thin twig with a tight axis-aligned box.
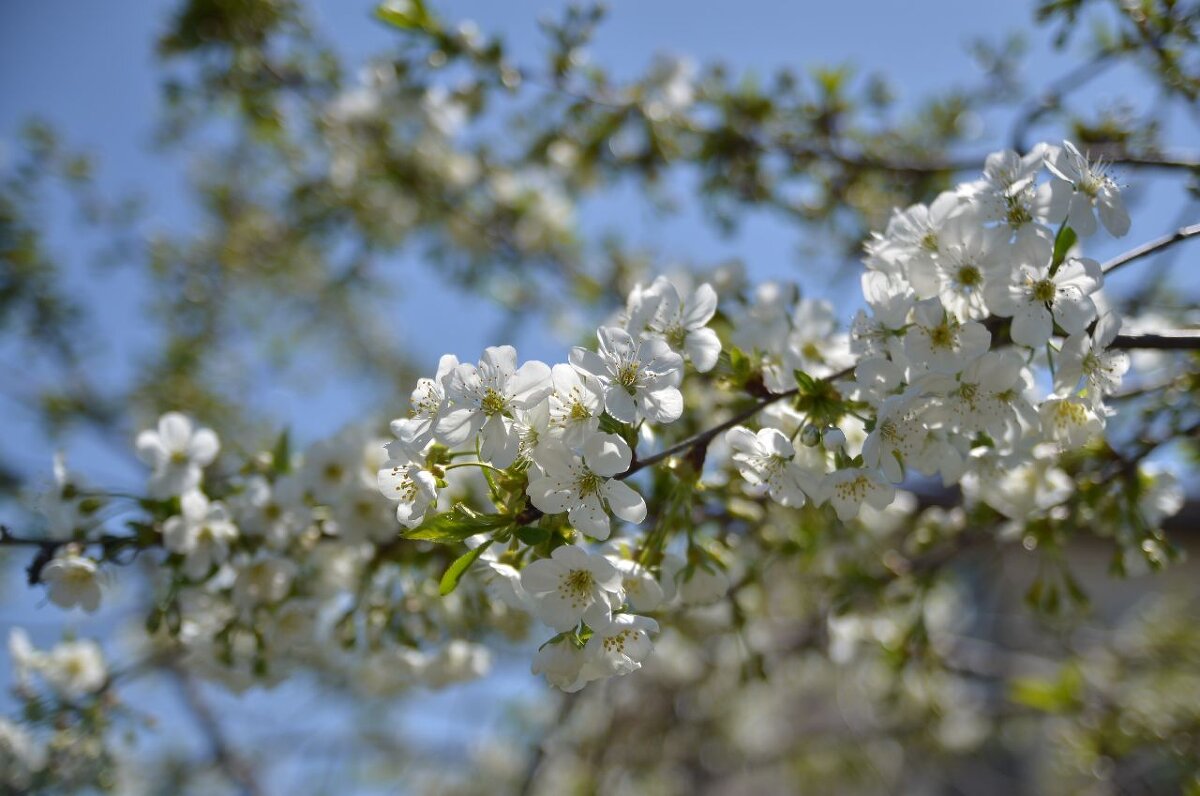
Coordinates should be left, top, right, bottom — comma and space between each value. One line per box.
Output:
518, 690, 581, 794
618, 365, 856, 480
1102, 221, 1200, 276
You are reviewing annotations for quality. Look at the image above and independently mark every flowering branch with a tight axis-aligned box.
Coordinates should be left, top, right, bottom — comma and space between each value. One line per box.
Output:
618, 364, 857, 480
6, 137, 1195, 706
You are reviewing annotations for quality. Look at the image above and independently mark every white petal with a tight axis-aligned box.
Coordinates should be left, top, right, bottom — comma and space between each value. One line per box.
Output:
434, 408, 482, 446
603, 480, 646, 524
187, 428, 220, 466
1067, 194, 1097, 236
510, 360, 553, 406
520, 559, 563, 594
1097, 191, 1129, 237
582, 433, 631, 477
603, 387, 637, 423
569, 347, 609, 379
568, 496, 610, 540
1052, 290, 1096, 335
135, 430, 166, 467
528, 478, 573, 515
158, 412, 193, 451
1010, 304, 1052, 348
683, 283, 718, 328
684, 328, 721, 372
640, 386, 683, 424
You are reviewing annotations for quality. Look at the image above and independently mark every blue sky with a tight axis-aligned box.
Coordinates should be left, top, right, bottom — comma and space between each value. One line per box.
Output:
1, 0, 1196, 787
2, 0, 1190, 460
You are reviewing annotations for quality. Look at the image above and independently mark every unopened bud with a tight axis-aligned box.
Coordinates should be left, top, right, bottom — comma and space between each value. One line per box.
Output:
799, 424, 821, 447
823, 427, 847, 451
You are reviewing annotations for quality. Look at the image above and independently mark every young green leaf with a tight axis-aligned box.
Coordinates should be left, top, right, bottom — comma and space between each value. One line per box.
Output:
404, 504, 513, 543
439, 540, 493, 596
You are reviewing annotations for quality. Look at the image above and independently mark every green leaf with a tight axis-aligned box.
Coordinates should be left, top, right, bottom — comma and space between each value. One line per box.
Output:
404, 504, 513, 543
439, 540, 492, 596
374, 0, 437, 32
1010, 664, 1083, 713
793, 369, 817, 394
515, 525, 550, 545
272, 428, 291, 475
1051, 224, 1077, 271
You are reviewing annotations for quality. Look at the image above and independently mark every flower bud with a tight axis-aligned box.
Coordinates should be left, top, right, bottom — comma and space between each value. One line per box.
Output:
799, 424, 821, 447
823, 427, 847, 451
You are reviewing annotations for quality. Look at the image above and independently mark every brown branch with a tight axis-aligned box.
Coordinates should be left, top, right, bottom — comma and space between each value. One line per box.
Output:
782, 142, 1199, 178
618, 364, 856, 480
170, 664, 264, 796
518, 690, 581, 795
1110, 330, 1200, 351
0, 524, 156, 584
1102, 221, 1200, 276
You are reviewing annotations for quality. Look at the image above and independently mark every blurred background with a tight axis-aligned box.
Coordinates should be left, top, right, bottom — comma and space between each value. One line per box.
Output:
1, 0, 1198, 793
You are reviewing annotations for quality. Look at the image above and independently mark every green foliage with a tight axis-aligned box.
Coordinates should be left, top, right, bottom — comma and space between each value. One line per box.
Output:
439, 540, 491, 595
402, 504, 514, 543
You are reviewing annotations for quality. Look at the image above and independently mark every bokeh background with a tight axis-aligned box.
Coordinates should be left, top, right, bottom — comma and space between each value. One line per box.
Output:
2, 1, 1198, 793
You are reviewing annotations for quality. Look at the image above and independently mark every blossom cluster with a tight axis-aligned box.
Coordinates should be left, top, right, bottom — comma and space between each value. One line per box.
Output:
1, 632, 109, 792
378, 276, 724, 689
13, 141, 1185, 698
33, 413, 499, 695
720, 141, 1136, 525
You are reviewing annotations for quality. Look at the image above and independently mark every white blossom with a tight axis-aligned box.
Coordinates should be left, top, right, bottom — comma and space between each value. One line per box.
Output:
1040, 396, 1103, 450
527, 435, 646, 540
1055, 311, 1129, 405
135, 412, 219, 498
1046, 140, 1130, 237
583, 613, 658, 677
40, 639, 107, 700
163, 490, 239, 580
546, 363, 604, 447
519, 545, 624, 632
532, 638, 592, 692
570, 326, 683, 424
904, 298, 991, 374
607, 556, 665, 612
626, 276, 722, 372
726, 426, 821, 507
40, 553, 102, 613
437, 346, 552, 467
377, 459, 438, 528
986, 256, 1103, 348
823, 468, 895, 521
388, 353, 459, 460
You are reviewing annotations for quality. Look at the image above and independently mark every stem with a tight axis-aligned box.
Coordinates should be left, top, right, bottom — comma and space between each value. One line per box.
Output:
443, 461, 506, 474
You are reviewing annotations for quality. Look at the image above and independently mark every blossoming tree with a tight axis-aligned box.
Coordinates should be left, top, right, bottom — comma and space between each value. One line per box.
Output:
2, 0, 1199, 792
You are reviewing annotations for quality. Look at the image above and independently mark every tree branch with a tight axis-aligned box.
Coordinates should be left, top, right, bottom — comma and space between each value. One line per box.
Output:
783, 142, 1200, 177
618, 365, 856, 480
0, 524, 155, 584
1110, 330, 1200, 350
1102, 221, 1200, 276
170, 664, 264, 796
